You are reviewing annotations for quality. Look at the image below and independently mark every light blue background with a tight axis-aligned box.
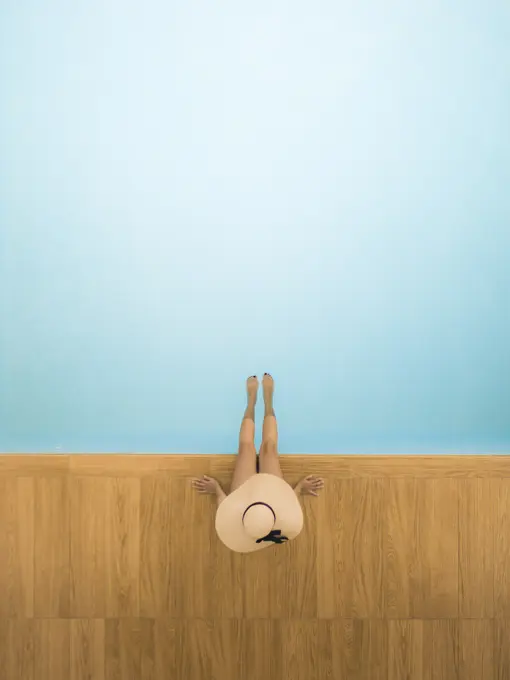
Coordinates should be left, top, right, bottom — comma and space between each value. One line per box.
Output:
1, 0, 509, 454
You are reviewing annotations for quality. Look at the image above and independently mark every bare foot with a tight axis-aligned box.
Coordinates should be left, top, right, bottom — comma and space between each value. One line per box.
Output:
296, 475, 325, 497
192, 475, 221, 495
262, 373, 274, 401
246, 375, 259, 401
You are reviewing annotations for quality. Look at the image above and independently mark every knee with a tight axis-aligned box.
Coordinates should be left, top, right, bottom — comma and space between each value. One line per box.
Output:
260, 439, 277, 455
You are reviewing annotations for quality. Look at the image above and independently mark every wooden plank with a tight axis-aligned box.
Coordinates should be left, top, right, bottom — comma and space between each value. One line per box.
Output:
495, 619, 510, 680
104, 478, 140, 617
318, 478, 355, 618
182, 478, 223, 618
280, 621, 320, 680
34, 619, 70, 680
249, 454, 510, 478
140, 478, 173, 618
239, 620, 274, 680
70, 477, 140, 617
351, 479, 386, 618
70, 619, 105, 680
0, 455, 68, 475
318, 620, 387, 680
317, 479, 386, 618
0, 477, 34, 617
61, 453, 510, 478
104, 619, 142, 680
70, 455, 163, 476
264, 497, 317, 618
388, 620, 423, 680
208, 530, 244, 619
385, 479, 419, 618
141, 478, 201, 618
459, 620, 494, 680
495, 479, 510, 617
210, 620, 243, 680
316, 476, 336, 619
318, 619, 356, 679
1, 453, 510, 478
176, 620, 212, 679
34, 476, 70, 617
242, 544, 273, 618
70, 477, 107, 617
140, 619, 177, 680
69, 454, 208, 477
459, 479, 495, 617
414, 480, 459, 618
0, 619, 35, 680
423, 620, 459, 680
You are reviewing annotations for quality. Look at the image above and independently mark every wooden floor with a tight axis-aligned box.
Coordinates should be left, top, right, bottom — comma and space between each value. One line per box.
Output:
0, 453, 509, 679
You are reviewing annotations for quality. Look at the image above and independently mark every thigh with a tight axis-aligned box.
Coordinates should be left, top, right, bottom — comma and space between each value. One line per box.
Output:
230, 442, 257, 492
258, 440, 284, 479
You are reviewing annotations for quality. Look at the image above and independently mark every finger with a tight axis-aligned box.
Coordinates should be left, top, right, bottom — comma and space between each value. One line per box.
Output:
311, 491, 318, 496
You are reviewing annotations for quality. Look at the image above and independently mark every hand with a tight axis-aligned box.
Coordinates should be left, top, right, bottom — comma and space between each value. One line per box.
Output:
296, 475, 325, 496
192, 475, 221, 495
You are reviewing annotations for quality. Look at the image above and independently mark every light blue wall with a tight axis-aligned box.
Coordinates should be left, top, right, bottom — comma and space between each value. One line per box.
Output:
1, 0, 509, 454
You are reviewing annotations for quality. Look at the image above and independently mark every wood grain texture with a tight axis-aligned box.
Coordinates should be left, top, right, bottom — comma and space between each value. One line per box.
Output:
0, 477, 34, 618
0, 619, 34, 680
495, 619, 510, 680
459, 480, 495, 617
388, 620, 423, 680
0, 453, 508, 680
318, 619, 388, 679
0, 455, 68, 475
6, 453, 510, 476
416, 480, 459, 619
139, 477, 173, 618
70, 477, 140, 617
495, 479, 510, 618
70, 619, 105, 680
140, 619, 177, 680
385, 479, 419, 618
423, 620, 459, 680
317, 479, 387, 618
104, 619, 141, 680
34, 619, 70, 680
34, 476, 70, 617
459, 620, 494, 680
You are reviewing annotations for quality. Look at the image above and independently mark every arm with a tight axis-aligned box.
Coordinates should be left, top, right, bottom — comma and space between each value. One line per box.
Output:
216, 485, 227, 508
294, 476, 325, 497
191, 475, 227, 507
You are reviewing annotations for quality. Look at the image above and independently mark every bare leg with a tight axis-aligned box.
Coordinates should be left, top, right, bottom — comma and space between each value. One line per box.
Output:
259, 374, 284, 479
230, 376, 259, 492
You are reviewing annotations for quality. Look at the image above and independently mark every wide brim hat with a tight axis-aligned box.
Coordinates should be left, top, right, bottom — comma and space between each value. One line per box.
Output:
215, 473, 304, 553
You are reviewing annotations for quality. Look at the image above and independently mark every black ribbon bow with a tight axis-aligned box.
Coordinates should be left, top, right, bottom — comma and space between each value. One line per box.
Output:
256, 529, 289, 544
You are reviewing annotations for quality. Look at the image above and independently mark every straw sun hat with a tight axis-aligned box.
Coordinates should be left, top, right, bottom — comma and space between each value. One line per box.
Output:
215, 473, 304, 553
